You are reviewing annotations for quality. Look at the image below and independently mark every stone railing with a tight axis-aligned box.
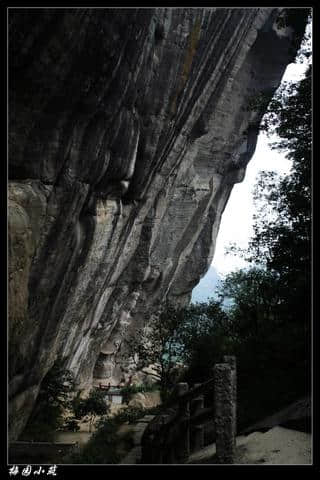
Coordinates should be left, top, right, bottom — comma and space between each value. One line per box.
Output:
120, 415, 156, 464
140, 356, 237, 464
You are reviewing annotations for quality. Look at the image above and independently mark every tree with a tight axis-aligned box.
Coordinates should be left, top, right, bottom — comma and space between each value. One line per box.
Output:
248, 66, 311, 382
214, 267, 309, 428
180, 29, 312, 427
124, 300, 234, 396
21, 359, 75, 441
124, 305, 186, 399
72, 389, 109, 432
216, 268, 279, 347
228, 46, 311, 350
176, 300, 232, 384
216, 29, 311, 426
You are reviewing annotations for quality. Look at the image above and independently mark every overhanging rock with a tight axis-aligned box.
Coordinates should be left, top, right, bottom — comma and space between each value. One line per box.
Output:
8, 8, 307, 439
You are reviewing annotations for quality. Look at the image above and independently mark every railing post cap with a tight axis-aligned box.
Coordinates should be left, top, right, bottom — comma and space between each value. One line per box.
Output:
176, 382, 189, 395
214, 363, 231, 371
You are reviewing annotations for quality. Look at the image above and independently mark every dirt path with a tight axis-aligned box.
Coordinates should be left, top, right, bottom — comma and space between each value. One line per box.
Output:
188, 426, 312, 465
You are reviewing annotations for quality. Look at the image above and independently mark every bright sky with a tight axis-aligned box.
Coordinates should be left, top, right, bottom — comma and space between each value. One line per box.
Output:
212, 60, 308, 277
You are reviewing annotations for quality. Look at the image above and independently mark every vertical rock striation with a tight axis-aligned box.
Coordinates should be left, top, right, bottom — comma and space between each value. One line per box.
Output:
8, 8, 305, 439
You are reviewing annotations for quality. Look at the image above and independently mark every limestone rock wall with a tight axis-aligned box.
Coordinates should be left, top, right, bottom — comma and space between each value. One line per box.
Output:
9, 8, 302, 439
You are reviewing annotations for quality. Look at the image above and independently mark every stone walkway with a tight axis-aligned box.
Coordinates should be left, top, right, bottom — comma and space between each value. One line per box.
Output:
119, 415, 156, 464
54, 431, 92, 446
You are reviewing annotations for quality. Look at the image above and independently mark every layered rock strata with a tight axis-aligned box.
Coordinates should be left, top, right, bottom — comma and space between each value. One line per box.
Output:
9, 8, 304, 439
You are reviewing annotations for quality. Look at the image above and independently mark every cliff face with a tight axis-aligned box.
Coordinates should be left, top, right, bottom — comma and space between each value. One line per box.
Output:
9, 8, 301, 439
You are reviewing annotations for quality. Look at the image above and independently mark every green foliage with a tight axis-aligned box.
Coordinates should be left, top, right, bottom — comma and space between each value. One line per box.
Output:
120, 383, 159, 404
107, 404, 162, 426
177, 269, 309, 428
68, 405, 161, 464
71, 391, 85, 419
71, 389, 109, 432
181, 43, 311, 428
216, 267, 309, 428
175, 300, 231, 384
214, 38, 310, 428
38, 359, 75, 407
72, 389, 108, 418
123, 304, 186, 398
63, 418, 80, 432
247, 67, 311, 333
68, 417, 122, 464
228, 43, 311, 334
218, 268, 281, 333
21, 359, 75, 441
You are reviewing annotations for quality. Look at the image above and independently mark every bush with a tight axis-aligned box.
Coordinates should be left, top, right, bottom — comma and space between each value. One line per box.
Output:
68, 418, 122, 464
120, 383, 159, 404
63, 417, 80, 432
71, 389, 109, 432
68, 405, 162, 464
21, 359, 74, 441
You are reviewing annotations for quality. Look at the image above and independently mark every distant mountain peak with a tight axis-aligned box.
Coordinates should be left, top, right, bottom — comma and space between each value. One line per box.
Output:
191, 266, 221, 303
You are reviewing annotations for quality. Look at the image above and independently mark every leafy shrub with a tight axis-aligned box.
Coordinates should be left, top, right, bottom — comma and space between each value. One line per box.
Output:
63, 417, 80, 432
71, 389, 109, 432
21, 359, 74, 441
68, 418, 122, 464
120, 383, 159, 404
68, 405, 162, 464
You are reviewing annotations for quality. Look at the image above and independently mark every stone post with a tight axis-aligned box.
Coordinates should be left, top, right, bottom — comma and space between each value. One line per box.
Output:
165, 439, 176, 464
157, 414, 169, 464
153, 420, 164, 464
223, 355, 237, 450
176, 382, 190, 463
191, 383, 204, 452
214, 357, 237, 463
141, 434, 152, 464
141, 421, 161, 464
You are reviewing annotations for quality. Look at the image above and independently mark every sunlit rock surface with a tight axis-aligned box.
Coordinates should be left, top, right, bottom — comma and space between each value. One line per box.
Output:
9, 8, 304, 439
